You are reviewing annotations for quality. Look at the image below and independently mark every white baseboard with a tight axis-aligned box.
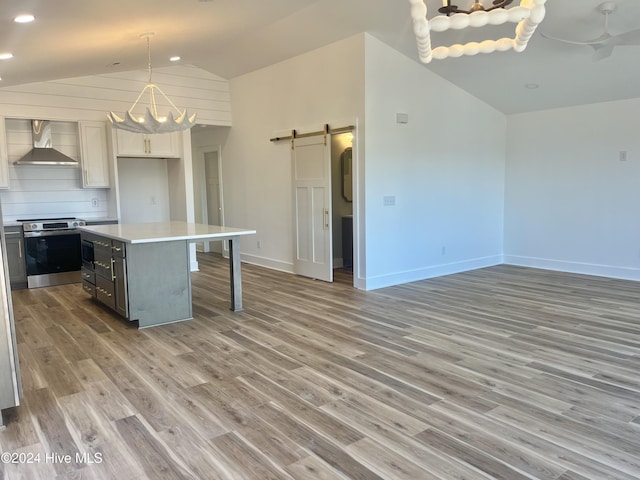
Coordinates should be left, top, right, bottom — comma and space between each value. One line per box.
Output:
504, 255, 640, 281
240, 253, 295, 274
362, 255, 504, 291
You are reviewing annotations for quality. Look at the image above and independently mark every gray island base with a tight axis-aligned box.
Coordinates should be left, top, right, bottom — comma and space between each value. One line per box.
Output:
78, 222, 256, 328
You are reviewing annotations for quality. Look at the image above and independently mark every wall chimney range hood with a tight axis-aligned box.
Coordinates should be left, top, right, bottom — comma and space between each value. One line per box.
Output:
14, 120, 79, 166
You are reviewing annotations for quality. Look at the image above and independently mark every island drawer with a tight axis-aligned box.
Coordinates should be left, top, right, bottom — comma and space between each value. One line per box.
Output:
94, 249, 113, 280
82, 280, 96, 298
96, 276, 115, 310
81, 267, 95, 285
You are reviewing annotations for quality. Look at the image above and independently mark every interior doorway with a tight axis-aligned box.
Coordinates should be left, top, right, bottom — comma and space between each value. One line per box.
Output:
194, 146, 225, 254
203, 150, 223, 253
330, 132, 354, 284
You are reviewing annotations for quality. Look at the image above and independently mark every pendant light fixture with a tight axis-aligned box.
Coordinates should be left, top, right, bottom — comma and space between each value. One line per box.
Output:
108, 32, 196, 134
408, 0, 546, 63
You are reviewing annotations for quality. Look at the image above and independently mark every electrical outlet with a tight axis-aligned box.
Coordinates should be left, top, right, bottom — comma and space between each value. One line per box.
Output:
151, 196, 156, 205
619, 150, 628, 162
441, 246, 446, 255
257, 240, 262, 249
91, 198, 99, 207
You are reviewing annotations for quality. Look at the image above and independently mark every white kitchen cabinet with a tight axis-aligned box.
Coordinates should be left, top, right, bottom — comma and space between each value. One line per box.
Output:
0, 117, 9, 189
78, 121, 110, 188
114, 129, 181, 158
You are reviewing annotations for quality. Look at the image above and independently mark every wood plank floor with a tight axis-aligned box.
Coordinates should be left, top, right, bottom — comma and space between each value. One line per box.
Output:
1, 254, 640, 479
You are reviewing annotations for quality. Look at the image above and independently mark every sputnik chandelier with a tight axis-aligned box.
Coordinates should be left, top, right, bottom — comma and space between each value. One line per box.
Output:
408, 0, 546, 63
108, 32, 196, 134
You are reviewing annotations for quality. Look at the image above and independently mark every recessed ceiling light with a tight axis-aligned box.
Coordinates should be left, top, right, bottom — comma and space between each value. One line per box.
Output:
170, 56, 181, 62
525, 83, 540, 89
14, 14, 35, 23
0, 53, 14, 60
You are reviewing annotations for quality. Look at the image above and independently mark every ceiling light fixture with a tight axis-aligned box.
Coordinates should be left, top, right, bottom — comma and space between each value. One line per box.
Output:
108, 32, 196, 134
439, 0, 513, 16
0, 53, 14, 60
14, 14, 35, 23
169, 56, 181, 62
408, 0, 546, 63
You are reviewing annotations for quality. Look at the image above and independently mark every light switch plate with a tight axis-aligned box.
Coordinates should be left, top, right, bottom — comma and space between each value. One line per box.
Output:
396, 113, 409, 124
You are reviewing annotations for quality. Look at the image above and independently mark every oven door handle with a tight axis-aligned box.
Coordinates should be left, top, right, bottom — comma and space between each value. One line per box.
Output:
24, 230, 80, 238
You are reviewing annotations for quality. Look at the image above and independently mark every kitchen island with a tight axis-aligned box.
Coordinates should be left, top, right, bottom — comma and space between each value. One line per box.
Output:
78, 222, 256, 328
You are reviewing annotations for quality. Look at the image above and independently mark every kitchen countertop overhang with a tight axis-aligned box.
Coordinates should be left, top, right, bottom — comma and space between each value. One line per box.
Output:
77, 221, 256, 244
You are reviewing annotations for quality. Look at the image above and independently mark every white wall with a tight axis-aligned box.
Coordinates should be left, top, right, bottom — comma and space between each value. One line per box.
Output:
362, 35, 506, 289
224, 35, 365, 275
221, 34, 505, 289
117, 158, 171, 224
505, 98, 640, 280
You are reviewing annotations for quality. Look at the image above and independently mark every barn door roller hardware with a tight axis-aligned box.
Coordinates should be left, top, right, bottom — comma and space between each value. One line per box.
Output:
270, 124, 354, 149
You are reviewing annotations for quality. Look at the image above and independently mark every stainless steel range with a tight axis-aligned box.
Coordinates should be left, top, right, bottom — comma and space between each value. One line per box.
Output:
20, 217, 86, 288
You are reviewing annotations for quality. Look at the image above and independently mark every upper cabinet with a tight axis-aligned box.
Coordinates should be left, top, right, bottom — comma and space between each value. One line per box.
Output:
78, 121, 110, 188
0, 117, 9, 189
114, 130, 181, 158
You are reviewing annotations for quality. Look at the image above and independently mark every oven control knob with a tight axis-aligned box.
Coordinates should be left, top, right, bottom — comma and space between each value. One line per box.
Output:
72, 221, 78, 227
31, 223, 37, 230
78, 220, 86, 226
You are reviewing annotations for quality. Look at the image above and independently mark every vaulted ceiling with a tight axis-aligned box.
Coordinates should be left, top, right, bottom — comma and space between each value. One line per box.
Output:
1, 0, 639, 114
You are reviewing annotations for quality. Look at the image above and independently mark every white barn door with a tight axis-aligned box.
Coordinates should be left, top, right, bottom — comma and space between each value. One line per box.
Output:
293, 135, 333, 282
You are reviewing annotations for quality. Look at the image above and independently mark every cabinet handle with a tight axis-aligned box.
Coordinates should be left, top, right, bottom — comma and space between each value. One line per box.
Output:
84, 169, 89, 186
112, 246, 122, 252
96, 286, 112, 297
18, 240, 22, 259
323, 208, 329, 229
111, 258, 116, 281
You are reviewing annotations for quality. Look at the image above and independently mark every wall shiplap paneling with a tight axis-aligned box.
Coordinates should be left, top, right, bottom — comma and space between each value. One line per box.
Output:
0, 65, 231, 125
0, 89, 231, 125
0, 119, 108, 220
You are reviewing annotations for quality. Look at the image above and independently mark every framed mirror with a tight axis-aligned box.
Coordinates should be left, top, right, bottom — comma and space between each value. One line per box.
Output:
341, 147, 352, 202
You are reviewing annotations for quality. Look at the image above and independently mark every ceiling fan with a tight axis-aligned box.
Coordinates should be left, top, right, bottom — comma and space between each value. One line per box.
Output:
541, 1, 640, 61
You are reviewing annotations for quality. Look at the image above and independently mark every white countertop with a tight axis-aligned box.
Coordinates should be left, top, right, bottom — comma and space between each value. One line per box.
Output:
78, 222, 256, 244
